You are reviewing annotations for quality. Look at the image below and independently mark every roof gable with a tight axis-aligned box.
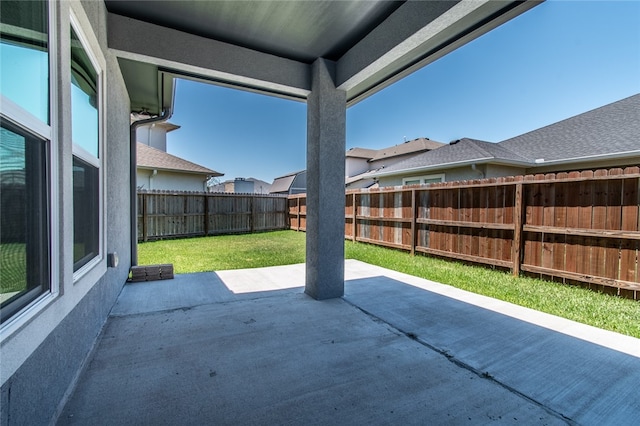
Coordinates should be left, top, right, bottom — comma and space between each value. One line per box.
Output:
137, 143, 222, 176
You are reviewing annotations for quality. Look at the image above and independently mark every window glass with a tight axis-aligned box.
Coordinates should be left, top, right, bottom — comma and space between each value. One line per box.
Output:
0, 0, 49, 123
403, 174, 444, 186
71, 22, 101, 274
424, 177, 443, 184
0, 122, 49, 323
70, 26, 98, 158
72, 156, 99, 271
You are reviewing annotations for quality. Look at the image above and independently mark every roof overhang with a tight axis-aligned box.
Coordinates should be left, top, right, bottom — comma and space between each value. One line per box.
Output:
105, 0, 544, 115
118, 58, 175, 116
531, 150, 640, 167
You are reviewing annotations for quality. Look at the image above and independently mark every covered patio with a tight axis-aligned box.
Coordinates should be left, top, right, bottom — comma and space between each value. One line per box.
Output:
110, 0, 546, 300
5, 2, 640, 425
59, 261, 640, 424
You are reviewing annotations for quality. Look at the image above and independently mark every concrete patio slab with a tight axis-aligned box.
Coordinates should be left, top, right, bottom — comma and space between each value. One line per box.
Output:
58, 261, 640, 425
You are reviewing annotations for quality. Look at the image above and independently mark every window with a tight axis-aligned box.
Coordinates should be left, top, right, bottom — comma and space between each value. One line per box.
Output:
402, 173, 445, 186
70, 22, 102, 274
0, 0, 49, 124
0, 0, 51, 324
0, 123, 50, 323
72, 156, 99, 270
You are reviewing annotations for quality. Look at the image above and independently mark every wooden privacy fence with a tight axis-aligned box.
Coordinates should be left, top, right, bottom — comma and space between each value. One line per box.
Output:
138, 191, 289, 241
289, 167, 640, 299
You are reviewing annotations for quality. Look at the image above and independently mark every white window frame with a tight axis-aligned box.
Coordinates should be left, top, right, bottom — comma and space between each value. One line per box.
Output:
402, 173, 445, 186
0, 0, 59, 338
70, 9, 106, 283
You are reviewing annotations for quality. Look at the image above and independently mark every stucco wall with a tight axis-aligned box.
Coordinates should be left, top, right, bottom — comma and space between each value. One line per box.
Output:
0, 1, 132, 424
154, 171, 206, 191
485, 164, 526, 179
136, 170, 151, 190
345, 157, 369, 178
377, 164, 528, 187
137, 170, 208, 191
136, 123, 167, 151
375, 158, 639, 189
234, 179, 255, 194
377, 166, 481, 187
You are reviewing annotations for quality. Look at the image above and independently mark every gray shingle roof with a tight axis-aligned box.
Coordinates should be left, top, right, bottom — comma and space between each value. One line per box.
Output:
376, 138, 530, 176
346, 147, 378, 159
270, 170, 305, 193
346, 167, 384, 185
346, 137, 444, 161
370, 137, 445, 161
498, 93, 640, 163
374, 94, 640, 177
137, 143, 222, 176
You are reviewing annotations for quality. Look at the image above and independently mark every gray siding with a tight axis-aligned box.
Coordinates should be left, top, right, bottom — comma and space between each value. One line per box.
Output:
378, 165, 487, 187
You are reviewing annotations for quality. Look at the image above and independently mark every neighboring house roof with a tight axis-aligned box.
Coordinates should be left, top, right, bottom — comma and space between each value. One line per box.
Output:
346, 138, 445, 162
373, 94, 640, 178
345, 167, 383, 188
499, 93, 640, 165
346, 147, 378, 159
369, 137, 444, 162
210, 177, 272, 193
270, 170, 305, 193
346, 137, 445, 187
223, 177, 271, 187
375, 138, 531, 177
137, 143, 222, 176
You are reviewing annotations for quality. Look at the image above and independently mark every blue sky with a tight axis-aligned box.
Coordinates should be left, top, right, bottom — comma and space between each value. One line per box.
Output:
167, 0, 640, 184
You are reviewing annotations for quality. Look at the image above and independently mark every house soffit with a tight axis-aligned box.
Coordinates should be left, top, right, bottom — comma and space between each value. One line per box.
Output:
106, 0, 404, 63
104, 0, 543, 115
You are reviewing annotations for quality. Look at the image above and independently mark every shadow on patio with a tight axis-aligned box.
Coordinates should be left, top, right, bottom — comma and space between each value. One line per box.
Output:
58, 260, 640, 425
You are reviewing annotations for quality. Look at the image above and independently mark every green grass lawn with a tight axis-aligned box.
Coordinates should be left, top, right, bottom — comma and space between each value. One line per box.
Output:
138, 230, 640, 338
138, 231, 306, 271
1, 243, 27, 295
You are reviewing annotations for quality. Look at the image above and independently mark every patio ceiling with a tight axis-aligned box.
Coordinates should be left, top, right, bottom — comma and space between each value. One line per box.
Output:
105, 0, 543, 115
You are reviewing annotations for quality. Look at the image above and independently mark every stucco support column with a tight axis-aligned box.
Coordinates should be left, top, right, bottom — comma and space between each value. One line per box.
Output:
305, 58, 346, 300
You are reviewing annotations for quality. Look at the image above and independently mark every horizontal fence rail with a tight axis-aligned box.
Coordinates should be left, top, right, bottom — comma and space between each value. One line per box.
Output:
289, 167, 640, 299
138, 191, 289, 241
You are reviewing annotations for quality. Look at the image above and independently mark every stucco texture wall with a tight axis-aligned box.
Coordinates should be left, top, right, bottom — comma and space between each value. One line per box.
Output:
143, 171, 208, 192
1, 1, 132, 424
377, 164, 527, 187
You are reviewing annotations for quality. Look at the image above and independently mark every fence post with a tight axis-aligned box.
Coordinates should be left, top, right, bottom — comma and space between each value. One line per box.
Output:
249, 195, 254, 233
142, 192, 148, 242
297, 196, 301, 231
411, 189, 417, 255
512, 181, 524, 276
284, 196, 289, 229
183, 195, 188, 237
352, 192, 357, 242
203, 193, 209, 236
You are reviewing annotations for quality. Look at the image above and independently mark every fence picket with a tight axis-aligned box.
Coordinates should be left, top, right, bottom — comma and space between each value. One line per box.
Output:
287, 166, 640, 299
138, 191, 288, 240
